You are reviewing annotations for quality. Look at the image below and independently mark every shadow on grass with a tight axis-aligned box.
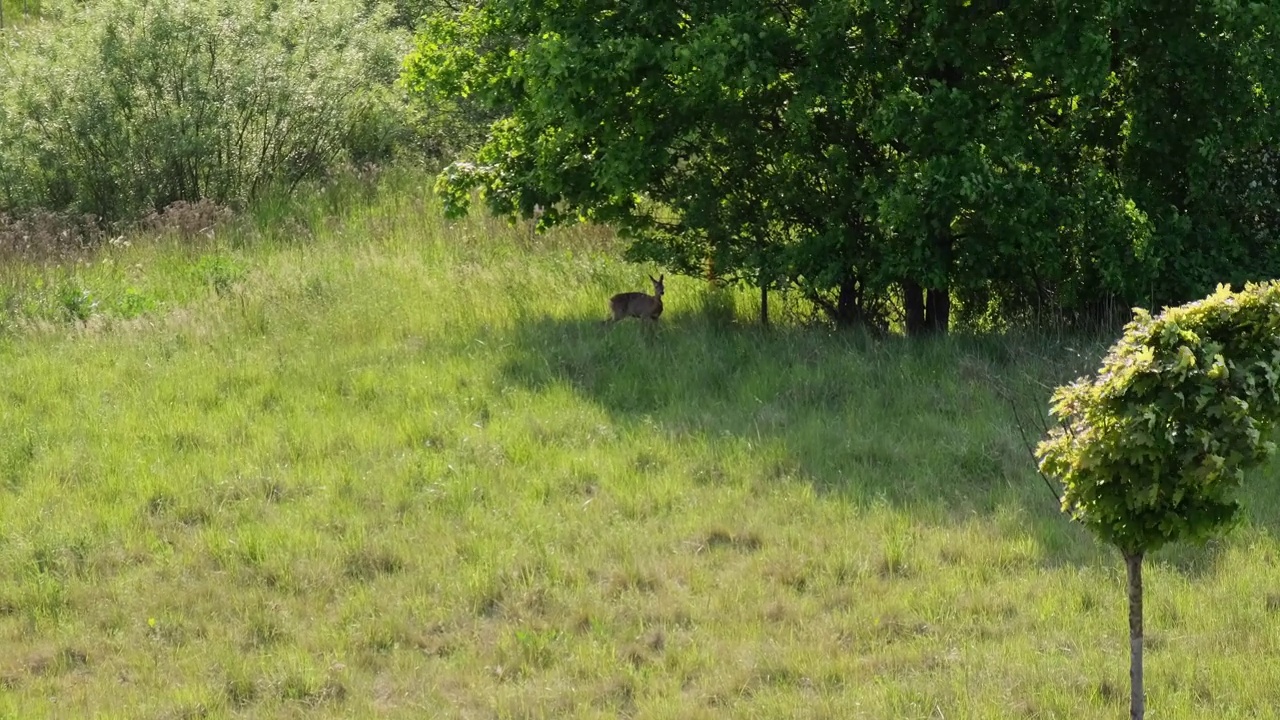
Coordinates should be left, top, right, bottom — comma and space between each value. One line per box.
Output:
494, 307, 1120, 566
1149, 475, 1280, 579
495, 307, 1280, 576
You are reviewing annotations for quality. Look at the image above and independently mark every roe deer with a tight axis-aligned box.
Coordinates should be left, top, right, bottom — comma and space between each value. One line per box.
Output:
606, 274, 664, 323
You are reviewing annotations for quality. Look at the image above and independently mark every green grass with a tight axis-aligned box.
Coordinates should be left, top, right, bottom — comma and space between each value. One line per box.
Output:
3, 169, 1280, 719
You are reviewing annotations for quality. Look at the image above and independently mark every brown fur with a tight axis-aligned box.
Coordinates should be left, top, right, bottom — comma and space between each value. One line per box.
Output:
606, 274, 664, 323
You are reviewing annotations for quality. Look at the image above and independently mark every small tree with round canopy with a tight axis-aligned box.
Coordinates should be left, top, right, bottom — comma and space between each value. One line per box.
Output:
1037, 282, 1280, 720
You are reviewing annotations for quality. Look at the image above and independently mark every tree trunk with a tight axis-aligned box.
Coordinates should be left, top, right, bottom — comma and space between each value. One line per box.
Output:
834, 273, 855, 328
904, 281, 949, 336
760, 283, 769, 328
925, 286, 950, 334
903, 279, 926, 335
924, 227, 954, 335
1125, 551, 1145, 720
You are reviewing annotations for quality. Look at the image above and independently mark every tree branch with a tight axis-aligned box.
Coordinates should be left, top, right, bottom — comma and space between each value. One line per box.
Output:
991, 374, 1063, 504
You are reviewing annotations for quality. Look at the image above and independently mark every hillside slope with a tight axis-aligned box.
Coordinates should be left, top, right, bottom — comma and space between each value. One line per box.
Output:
2, 174, 1279, 719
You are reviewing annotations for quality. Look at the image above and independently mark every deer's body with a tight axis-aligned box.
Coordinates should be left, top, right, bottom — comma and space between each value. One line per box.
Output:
607, 274, 664, 323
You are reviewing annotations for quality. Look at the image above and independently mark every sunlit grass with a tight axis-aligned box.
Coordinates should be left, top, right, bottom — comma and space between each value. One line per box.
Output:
2, 168, 1280, 718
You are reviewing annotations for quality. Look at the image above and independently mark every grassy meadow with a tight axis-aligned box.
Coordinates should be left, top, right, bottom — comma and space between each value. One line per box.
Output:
3, 170, 1280, 718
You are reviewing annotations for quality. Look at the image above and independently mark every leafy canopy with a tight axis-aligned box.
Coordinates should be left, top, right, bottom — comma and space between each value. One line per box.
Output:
1037, 283, 1280, 556
403, 0, 1138, 327
404, 0, 1279, 330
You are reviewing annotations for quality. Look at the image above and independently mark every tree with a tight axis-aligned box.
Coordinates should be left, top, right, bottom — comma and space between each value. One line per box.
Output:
406, 0, 886, 325
405, 0, 1071, 331
860, 0, 1141, 332
1105, 0, 1280, 309
404, 0, 1278, 333
1037, 282, 1280, 720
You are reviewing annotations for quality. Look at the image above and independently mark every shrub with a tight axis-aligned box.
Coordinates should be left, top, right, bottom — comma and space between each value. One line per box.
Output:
0, 0, 410, 224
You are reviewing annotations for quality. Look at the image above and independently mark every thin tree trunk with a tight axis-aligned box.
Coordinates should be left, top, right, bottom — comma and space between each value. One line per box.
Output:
1125, 551, 1145, 720
760, 283, 769, 328
903, 279, 925, 335
834, 271, 860, 328
925, 286, 951, 334
927, 226, 954, 334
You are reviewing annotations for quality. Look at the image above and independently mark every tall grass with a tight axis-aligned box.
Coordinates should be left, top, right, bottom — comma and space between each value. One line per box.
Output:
2, 168, 1280, 718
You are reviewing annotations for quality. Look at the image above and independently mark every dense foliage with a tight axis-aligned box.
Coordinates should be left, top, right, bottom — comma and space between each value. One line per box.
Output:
405, 0, 1280, 332
1038, 282, 1280, 556
0, 0, 410, 223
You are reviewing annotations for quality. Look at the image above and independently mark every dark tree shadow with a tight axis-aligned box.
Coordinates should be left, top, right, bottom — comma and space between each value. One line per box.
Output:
1146, 472, 1280, 579
493, 308, 1280, 576
494, 309, 1127, 567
